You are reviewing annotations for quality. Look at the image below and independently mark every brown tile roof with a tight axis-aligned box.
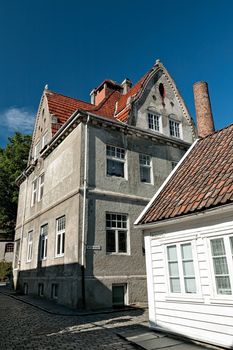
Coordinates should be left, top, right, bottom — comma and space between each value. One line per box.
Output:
138, 124, 233, 225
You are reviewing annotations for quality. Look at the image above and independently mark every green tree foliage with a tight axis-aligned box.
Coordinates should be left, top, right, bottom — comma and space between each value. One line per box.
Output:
0, 260, 12, 281
0, 132, 31, 235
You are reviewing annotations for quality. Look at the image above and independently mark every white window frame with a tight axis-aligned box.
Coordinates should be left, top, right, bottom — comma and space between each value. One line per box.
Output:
34, 141, 41, 160
106, 145, 126, 179
55, 216, 66, 257
139, 154, 153, 184
169, 119, 181, 139
38, 174, 44, 202
31, 179, 37, 206
209, 235, 233, 297
27, 230, 33, 262
40, 224, 48, 260
166, 241, 197, 295
106, 213, 129, 254
147, 113, 161, 132
41, 131, 48, 150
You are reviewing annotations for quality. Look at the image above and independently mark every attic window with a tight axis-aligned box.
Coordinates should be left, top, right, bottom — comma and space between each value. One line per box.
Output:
159, 83, 165, 98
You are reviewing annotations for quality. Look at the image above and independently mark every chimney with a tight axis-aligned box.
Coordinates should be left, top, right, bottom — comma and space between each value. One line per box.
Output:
121, 78, 132, 94
193, 81, 215, 138
90, 80, 123, 105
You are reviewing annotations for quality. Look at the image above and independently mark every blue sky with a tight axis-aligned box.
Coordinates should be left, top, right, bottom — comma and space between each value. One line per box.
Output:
0, 0, 233, 147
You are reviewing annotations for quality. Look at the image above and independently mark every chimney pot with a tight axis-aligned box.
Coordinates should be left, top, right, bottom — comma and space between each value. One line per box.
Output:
193, 81, 215, 138
121, 78, 132, 94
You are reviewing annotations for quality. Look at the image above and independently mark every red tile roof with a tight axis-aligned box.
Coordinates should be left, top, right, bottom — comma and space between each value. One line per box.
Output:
46, 69, 153, 134
46, 91, 94, 135
138, 124, 233, 225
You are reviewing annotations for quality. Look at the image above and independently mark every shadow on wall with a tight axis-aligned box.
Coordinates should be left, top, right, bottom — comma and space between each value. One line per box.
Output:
14, 262, 115, 310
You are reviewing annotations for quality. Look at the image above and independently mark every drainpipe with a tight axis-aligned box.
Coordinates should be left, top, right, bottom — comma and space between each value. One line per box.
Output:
81, 114, 90, 308
14, 171, 28, 289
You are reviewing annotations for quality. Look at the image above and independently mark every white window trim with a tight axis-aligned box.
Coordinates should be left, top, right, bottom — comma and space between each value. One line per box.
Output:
139, 153, 153, 184
106, 213, 130, 255
38, 174, 44, 202
26, 230, 33, 262
40, 225, 48, 260
31, 179, 37, 206
207, 234, 233, 300
55, 216, 65, 257
147, 112, 162, 133
168, 118, 182, 139
106, 145, 127, 180
164, 241, 201, 299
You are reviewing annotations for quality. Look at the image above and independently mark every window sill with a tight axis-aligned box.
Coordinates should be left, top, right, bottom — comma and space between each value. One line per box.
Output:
106, 252, 130, 256
209, 298, 233, 305
55, 254, 64, 259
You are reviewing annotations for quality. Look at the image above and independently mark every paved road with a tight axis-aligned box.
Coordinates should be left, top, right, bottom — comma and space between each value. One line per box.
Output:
0, 292, 147, 349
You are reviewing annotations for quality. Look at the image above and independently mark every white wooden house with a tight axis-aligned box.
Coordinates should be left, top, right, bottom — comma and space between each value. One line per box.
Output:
135, 82, 233, 348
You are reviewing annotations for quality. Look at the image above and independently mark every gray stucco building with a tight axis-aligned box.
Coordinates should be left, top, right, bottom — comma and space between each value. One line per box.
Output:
14, 60, 196, 309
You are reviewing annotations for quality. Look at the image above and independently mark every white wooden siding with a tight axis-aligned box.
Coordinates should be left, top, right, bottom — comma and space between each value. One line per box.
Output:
146, 218, 233, 349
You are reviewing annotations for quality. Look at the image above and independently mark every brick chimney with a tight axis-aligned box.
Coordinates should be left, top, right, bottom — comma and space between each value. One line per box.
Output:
90, 80, 122, 105
193, 81, 215, 138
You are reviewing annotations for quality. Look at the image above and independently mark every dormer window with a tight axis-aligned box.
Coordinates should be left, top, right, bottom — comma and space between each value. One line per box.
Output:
169, 119, 181, 139
148, 113, 161, 132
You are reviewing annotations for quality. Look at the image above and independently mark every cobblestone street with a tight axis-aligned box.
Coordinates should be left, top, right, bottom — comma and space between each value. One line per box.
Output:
0, 292, 148, 349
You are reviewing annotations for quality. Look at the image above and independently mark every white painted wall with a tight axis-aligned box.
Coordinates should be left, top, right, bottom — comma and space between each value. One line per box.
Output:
145, 209, 233, 349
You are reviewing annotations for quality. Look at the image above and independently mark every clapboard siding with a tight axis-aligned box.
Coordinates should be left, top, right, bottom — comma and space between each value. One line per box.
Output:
146, 217, 233, 348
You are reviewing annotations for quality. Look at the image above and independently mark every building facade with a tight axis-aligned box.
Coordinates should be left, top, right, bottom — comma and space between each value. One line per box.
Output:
14, 60, 196, 309
136, 83, 233, 348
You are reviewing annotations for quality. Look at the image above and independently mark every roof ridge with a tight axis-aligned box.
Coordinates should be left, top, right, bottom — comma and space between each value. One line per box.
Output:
46, 90, 94, 106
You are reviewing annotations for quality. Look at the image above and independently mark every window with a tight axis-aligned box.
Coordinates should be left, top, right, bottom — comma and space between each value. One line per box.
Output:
106, 213, 128, 253
34, 141, 41, 160
148, 113, 160, 132
106, 145, 125, 178
38, 283, 44, 297
31, 179, 37, 206
171, 161, 178, 170
40, 224, 48, 260
167, 242, 196, 294
5, 243, 14, 253
139, 154, 152, 183
27, 231, 33, 262
41, 132, 48, 149
14, 240, 20, 269
56, 216, 65, 257
51, 283, 58, 299
38, 174, 44, 201
210, 237, 232, 295
169, 119, 181, 138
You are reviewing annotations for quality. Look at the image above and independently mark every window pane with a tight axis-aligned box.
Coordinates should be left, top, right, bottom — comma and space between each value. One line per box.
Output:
181, 244, 192, 260
170, 278, 181, 293
62, 232, 65, 254
213, 257, 229, 275
167, 246, 177, 260
211, 238, 225, 256
230, 237, 233, 254
57, 234, 61, 255
106, 230, 116, 252
216, 276, 231, 295
184, 277, 196, 293
118, 230, 127, 253
140, 167, 151, 183
107, 159, 124, 177
168, 262, 179, 276
183, 261, 195, 276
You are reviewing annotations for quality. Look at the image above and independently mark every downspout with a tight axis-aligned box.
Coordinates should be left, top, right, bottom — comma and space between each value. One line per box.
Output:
14, 171, 28, 289
81, 114, 90, 308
